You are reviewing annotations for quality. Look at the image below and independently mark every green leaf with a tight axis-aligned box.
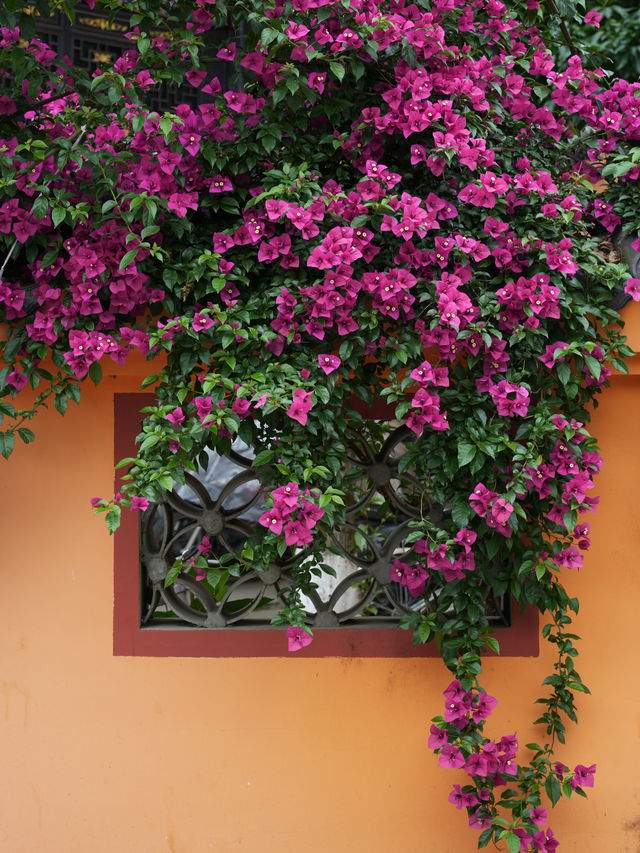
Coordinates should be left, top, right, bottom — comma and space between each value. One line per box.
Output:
119, 248, 139, 271
457, 442, 476, 467
485, 636, 500, 654
17, 427, 35, 444
556, 362, 571, 386
505, 833, 520, 853
32, 194, 49, 220
0, 431, 15, 459
164, 562, 182, 587
105, 505, 121, 534
54, 394, 68, 415
285, 75, 299, 95
416, 621, 431, 644
260, 26, 278, 48
567, 681, 590, 693
138, 434, 161, 451
477, 827, 493, 849
67, 383, 81, 404
158, 474, 174, 491
315, 385, 330, 404
253, 449, 275, 467
51, 207, 67, 228
159, 118, 173, 139
261, 135, 277, 153
545, 773, 562, 806
88, 361, 103, 386
451, 501, 471, 528
611, 358, 629, 375
583, 354, 601, 381
329, 62, 345, 82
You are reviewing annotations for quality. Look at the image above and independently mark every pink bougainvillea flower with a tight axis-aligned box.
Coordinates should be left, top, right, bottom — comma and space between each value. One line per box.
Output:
469, 483, 498, 517
465, 752, 492, 778
194, 396, 213, 423
185, 68, 207, 87
192, 312, 214, 332
584, 9, 602, 26
529, 807, 548, 827
167, 192, 198, 217
438, 744, 466, 769
213, 232, 234, 252
297, 498, 324, 529
286, 389, 314, 425
286, 625, 313, 652
272, 482, 300, 510
166, 406, 185, 426
130, 496, 149, 511
308, 72, 326, 93
0, 95, 17, 115
472, 692, 497, 722
6, 369, 28, 390
283, 519, 314, 546
135, 69, 155, 88
318, 353, 340, 374
539, 341, 570, 369
231, 398, 251, 419
624, 278, 640, 301
572, 763, 596, 788
258, 508, 286, 535
389, 558, 428, 596
531, 828, 559, 853
489, 380, 530, 417
448, 785, 478, 810
491, 497, 513, 525
197, 536, 212, 554
428, 724, 448, 750
286, 21, 309, 40
209, 175, 233, 193
216, 41, 237, 61
553, 546, 584, 570
468, 811, 492, 831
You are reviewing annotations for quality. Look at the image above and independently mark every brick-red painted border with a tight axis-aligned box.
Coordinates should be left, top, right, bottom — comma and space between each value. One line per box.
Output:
113, 393, 539, 658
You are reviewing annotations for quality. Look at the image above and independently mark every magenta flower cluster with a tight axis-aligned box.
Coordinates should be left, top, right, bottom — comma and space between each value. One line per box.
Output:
258, 482, 325, 547
0, 0, 630, 844
430, 680, 595, 851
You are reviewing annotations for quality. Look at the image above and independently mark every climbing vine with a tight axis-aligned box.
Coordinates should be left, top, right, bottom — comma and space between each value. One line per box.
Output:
1, 0, 638, 848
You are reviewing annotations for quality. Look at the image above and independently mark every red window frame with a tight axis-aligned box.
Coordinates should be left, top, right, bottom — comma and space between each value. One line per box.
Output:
113, 393, 539, 657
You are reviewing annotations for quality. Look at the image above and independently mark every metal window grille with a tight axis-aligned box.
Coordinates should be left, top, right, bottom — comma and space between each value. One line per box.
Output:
24, 2, 234, 110
140, 424, 511, 631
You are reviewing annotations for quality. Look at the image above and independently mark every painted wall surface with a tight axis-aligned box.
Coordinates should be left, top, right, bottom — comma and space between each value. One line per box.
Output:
0, 334, 639, 852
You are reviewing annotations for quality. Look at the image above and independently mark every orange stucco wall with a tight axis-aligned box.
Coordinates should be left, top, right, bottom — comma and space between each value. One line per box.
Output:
0, 320, 639, 852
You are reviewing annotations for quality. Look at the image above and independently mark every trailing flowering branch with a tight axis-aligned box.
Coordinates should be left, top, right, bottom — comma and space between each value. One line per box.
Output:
0, 0, 638, 848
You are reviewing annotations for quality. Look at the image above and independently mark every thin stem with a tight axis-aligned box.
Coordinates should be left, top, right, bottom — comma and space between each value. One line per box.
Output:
543, 0, 579, 55
1, 126, 87, 283
0, 238, 18, 281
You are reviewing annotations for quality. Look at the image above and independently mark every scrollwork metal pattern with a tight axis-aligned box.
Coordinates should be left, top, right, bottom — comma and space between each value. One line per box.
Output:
140, 425, 510, 630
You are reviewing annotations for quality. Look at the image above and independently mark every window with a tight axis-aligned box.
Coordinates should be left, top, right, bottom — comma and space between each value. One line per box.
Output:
114, 393, 538, 657
25, 2, 233, 111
